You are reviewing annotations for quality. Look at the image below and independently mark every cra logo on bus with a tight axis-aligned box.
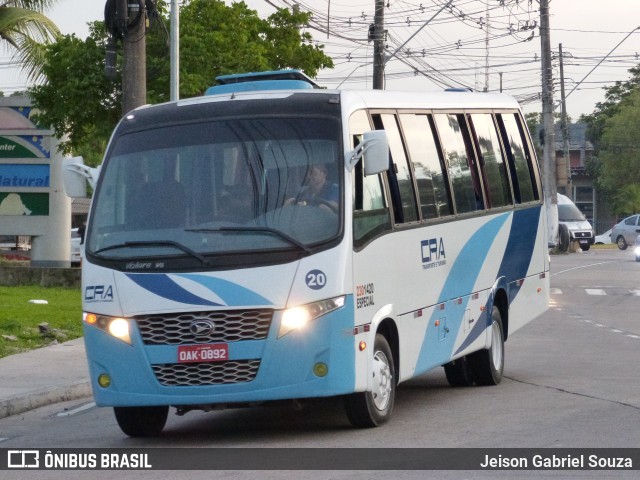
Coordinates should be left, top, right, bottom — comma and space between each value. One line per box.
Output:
421, 238, 447, 270
85, 285, 114, 302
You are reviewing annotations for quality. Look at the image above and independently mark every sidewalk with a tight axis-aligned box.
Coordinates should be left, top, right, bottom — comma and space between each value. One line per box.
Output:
0, 338, 91, 419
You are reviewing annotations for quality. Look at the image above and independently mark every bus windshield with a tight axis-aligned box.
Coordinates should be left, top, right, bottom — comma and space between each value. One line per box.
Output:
88, 117, 342, 265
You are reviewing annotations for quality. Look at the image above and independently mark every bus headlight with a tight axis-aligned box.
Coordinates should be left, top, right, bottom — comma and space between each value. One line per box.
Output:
279, 296, 346, 338
84, 313, 132, 345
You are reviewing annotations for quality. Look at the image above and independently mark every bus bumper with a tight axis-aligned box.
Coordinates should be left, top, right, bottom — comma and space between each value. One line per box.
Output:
84, 297, 356, 407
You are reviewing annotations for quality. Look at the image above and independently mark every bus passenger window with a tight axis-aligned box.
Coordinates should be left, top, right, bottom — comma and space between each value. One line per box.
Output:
376, 114, 419, 224
497, 113, 538, 203
433, 114, 484, 214
353, 158, 391, 248
469, 114, 513, 208
399, 114, 453, 219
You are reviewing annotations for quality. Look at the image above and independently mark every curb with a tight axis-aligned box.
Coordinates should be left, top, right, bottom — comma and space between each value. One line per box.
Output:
0, 382, 92, 420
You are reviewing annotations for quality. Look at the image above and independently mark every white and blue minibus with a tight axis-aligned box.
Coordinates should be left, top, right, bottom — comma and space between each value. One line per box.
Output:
74, 70, 549, 436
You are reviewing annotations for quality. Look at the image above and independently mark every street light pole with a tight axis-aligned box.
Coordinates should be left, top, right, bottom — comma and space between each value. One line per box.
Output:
170, 0, 179, 101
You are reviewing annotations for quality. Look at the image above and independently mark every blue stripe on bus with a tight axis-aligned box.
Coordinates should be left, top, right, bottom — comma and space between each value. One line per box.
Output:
176, 274, 273, 306
497, 206, 541, 283
450, 206, 541, 357
415, 214, 509, 373
125, 273, 273, 307
125, 273, 222, 306
437, 213, 509, 303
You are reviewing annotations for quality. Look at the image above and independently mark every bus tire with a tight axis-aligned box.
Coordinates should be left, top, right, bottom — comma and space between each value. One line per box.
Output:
344, 334, 395, 428
114, 406, 169, 437
468, 306, 504, 386
444, 356, 474, 387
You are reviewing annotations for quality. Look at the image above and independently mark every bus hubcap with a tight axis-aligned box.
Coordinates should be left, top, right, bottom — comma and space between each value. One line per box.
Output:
372, 351, 392, 411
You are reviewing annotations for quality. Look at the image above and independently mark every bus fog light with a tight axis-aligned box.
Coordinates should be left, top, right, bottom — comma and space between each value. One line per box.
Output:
98, 374, 111, 388
313, 363, 329, 377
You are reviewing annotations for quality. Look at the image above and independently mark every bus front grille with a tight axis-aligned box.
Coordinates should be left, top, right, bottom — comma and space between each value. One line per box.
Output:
135, 309, 273, 345
152, 360, 260, 386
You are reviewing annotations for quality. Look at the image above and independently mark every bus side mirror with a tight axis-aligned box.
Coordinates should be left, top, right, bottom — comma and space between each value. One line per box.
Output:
362, 130, 389, 176
346, 130, 389, 174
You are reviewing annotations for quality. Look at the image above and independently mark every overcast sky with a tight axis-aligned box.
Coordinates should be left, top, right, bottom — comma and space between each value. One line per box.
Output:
2, 0, 640, 120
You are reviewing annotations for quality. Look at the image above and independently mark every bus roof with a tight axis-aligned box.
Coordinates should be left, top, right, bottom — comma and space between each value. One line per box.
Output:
205, 70, 320, 95
195, 87, 522, 112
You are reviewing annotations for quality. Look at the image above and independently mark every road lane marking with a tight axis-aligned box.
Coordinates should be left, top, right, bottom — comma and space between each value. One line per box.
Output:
552, 261, 617, 276
56, 402, 96, 417
585, 289, 606, 296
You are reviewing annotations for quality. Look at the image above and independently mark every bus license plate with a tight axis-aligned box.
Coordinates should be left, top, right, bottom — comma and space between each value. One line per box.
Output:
177, 344, 228, 363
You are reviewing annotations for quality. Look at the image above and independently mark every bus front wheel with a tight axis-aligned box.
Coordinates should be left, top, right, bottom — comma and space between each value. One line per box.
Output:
114, 406, 169, 437
468, 306, 504, 386
344, 334, 395, 428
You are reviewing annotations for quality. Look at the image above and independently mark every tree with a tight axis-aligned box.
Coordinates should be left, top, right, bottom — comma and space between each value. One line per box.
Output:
30, 1, 333, 163
29, 23, 120, 166
596, 88, 640, 215
0, 0, 60, 81
582, 65, 640, 150
147, 0, 333, 100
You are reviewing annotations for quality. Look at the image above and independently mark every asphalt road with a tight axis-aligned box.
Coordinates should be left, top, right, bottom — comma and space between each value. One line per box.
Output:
1, 247, 638, 479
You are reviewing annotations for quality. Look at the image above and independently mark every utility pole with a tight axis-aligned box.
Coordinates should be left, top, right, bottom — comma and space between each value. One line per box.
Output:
120, 1, 147, 114
540, 0, 557, 246
373, 0, 385, 89
558, 43, 571, 197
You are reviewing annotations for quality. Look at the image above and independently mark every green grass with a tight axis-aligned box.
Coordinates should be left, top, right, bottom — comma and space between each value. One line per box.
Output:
0, 286, 82, 359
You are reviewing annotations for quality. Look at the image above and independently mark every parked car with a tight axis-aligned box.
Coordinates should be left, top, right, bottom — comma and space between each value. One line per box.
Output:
70, 228, 82, 265
594, 228, 613, 245
611, 214, 640, 250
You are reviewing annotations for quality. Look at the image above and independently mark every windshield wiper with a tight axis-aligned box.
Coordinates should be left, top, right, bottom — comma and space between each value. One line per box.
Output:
94, 240, 211, 265
186, 226, 312, 254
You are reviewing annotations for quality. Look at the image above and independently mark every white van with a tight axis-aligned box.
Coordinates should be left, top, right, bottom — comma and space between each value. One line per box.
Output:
557, 193, 594, 251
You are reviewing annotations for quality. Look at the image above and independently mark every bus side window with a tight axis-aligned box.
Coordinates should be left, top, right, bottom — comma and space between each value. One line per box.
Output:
399, 113, 453, 219
468, 113, 513, 209
496, 113, 539, 203
433, 113, 484, 214
373, 113, 419, 224
350, 110, 391, 248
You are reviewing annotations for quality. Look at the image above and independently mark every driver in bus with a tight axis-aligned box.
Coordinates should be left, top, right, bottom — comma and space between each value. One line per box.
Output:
285, 164, 339, 212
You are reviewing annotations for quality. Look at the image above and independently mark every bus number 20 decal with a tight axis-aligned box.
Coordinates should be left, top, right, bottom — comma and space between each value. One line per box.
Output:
306, 270, 327, 290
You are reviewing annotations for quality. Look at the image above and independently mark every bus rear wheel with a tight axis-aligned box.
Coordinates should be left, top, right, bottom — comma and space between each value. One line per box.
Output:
444, 355, 474, 387
114, 406, 169, 437
344, 334, 395, 428
468, 306, 504, 386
